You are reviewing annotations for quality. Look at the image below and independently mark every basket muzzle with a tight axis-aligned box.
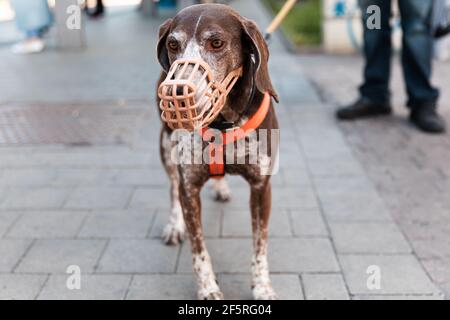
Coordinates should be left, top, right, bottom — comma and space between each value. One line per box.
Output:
158, 58, 243, 130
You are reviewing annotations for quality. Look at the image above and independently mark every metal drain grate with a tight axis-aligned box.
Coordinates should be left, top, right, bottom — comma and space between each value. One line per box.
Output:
0, 103, 149, 145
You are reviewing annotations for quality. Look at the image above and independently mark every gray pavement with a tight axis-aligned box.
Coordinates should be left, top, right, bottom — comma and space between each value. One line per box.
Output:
298, 53, 450, 299
0, 0, 444, 299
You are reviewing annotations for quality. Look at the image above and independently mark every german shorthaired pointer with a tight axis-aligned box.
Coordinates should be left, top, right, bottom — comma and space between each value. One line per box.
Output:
156, 4, 280, 300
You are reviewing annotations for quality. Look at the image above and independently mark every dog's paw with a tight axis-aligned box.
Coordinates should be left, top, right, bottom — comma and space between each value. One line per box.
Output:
211, 179, 231, 202
199, 290, 224, 300
162, 222, 185, 246
214, 189, 231, 202
252, 284, 279, 300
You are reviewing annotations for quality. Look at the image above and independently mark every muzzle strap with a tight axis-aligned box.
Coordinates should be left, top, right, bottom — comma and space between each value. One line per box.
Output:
158, 58, 243, 130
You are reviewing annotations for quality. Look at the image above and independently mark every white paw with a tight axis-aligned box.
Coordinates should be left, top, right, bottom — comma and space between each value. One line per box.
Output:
162, 222, 185, 246
211, 179, 231, 202
214, 189, 231, 202
252, 284, 279, 300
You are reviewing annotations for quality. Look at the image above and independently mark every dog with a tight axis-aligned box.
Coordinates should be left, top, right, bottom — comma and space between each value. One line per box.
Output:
156, 4, 280, 300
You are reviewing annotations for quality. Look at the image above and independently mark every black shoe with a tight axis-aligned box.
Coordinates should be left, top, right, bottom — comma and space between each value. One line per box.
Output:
435, 25, 450, 39
336, 98, 392, 120
409, 108, 447, 134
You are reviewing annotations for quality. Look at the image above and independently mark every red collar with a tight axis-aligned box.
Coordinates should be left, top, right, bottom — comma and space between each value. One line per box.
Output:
201, 92, 271, 178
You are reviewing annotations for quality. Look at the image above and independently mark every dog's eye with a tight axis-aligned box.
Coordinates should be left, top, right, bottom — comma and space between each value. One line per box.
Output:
211, 39, 224, 49
168, 40, 179, 51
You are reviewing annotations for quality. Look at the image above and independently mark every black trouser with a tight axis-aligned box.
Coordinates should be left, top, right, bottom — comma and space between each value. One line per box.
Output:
359, 0, 439, 109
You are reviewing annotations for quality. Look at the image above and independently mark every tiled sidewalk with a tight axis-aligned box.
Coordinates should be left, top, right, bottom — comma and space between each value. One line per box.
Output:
298, 53, 450, 299
0, 0, 443, 299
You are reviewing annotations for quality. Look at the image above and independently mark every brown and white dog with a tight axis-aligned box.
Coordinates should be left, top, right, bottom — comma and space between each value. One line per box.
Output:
156, 4, 280, 300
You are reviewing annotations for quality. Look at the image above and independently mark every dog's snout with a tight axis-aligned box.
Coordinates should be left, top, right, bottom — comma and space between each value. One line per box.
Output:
176, 87, 184, 95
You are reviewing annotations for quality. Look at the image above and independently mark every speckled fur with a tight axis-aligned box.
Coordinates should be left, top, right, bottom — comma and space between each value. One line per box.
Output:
156, 4, 280, 300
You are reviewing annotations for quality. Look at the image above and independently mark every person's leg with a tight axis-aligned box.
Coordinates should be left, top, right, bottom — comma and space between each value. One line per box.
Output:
398, 0, 445, 133
337, 0, 393, 120
359, 0, 393, 104
11, 29, 45, 54
398, 0, 438, 108
97, 0, 104, 13
10, 0, 52, 54
87, 0, 105, 17
25, 30, 42, 39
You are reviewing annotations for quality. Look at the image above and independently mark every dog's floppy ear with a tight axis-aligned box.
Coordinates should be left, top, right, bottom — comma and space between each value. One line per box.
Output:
241, 18, 279, 103
157, 18, 173, 72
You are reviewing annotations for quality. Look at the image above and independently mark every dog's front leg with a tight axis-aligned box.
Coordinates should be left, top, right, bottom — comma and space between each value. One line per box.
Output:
179, 178, 224, 300
249, 179, 278, 300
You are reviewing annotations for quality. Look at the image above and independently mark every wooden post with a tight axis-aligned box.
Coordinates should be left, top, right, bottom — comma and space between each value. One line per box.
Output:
54, 0, 85, 49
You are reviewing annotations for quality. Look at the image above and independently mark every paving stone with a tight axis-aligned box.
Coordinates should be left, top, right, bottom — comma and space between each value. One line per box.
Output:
126, 275, 197, 300
302, 274, 349, 300
78, 210, 154, 239
339, 254, 440, 295
314, 177, 393, 222
441, 281, 450, 299
421, 259, 450, 284
0, 239, 31, 272
0, 274, 48, 300
0, 212, 21, 237
271, 186, 318, 209
38, 274, 131, 300
319, 193, 392, 222
224, 172, 284, 188
64, 187, 132, 209
222, 209, 292, 238
289, 208, 328, 237
281, 169, 311, 187
218, 274, 304, 300
112, 169, 168, 187
129, 188, 178, 209
0, 169, 56, 186
7, 211, 87, 238
177, 238, 340, 273
177, 239, 252, 274
300, 133, 354, 161
97, 239, 179, 273
409, 239, 450, 260
401, 222, 450, 241
279, 153, 310, 169
16, 239, 106, 273
131, 186, 251, 210
0, 188, 6, 203
53, 168, 117, 186
352, 294, 444, 300
306, 157, 366, 178
150, 208, 221, 239
329, 222, 411, 254
1, 188, 69, 210
314, 176, 381, 197
268, 239, 340, 273
30, 152, 152, 168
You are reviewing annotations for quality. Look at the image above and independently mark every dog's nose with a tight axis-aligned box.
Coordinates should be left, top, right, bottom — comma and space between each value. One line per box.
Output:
176, 87, 184, 96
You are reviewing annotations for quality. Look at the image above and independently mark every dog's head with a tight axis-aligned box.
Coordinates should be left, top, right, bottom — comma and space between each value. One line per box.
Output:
157, 4, 278, 118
